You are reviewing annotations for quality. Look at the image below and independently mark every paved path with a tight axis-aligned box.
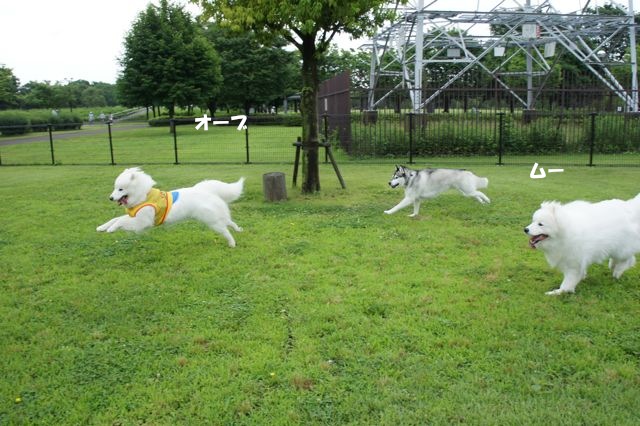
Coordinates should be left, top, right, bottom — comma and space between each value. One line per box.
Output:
0, 122, 149, 146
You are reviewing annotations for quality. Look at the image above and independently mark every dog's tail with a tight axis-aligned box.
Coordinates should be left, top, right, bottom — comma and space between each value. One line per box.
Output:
628, 193, 640, 222
475, 176, 489, 189
195, 177, 245, 203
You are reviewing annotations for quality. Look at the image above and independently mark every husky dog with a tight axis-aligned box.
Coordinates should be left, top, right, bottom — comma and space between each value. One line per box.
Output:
384, 165, 490, 217
97, 167, 244, 247
525, 195, 640, 295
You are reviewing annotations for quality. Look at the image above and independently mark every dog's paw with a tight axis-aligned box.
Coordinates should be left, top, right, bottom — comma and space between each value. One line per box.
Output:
545, 288, 573, 296
96, 224, 108, 232
383, 210, 392, 215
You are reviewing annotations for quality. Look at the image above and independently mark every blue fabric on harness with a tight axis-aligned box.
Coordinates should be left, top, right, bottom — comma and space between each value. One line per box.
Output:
171, 191, 180, 204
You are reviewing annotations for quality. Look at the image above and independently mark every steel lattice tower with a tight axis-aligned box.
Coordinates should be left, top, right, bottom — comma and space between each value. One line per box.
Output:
365, 0, 638, 112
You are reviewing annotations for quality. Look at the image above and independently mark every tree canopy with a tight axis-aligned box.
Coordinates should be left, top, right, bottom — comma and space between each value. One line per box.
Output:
0, 66, 20, 110
118, 0, 222, 116
204, 25, 299, 115
0, 75, 118, 111
195, 0, 401, 192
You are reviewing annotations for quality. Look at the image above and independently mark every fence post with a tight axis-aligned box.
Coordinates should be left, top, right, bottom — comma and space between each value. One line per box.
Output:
323, 113, 328, 163
48, 124, 55, 165
171, 119, 179, 164
497, 112, 505, 165
244, 123, 250, 164
408, 112, 414, 164
588, 112, 597, 167
108, 121, 115, 165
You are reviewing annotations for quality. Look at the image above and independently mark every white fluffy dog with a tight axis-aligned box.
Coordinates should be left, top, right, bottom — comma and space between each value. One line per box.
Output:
97, 167, 244, 247
525, 195, 640, 295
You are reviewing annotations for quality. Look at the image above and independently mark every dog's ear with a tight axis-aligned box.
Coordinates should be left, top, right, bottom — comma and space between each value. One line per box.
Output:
541, 201, 560, 215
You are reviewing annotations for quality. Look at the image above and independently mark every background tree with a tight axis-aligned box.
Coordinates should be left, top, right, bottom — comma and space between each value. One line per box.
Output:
117, 5, 162, 115
81, 86, 107, 107
205, 26, 298, 115
196, 0, 401, 193
14, 80, 117, 110
118, 0, 222, 117
0, 66, 20, 110
320, 46, 371, 89
59, 80, 89, 111
18, 81, 55, 109
583, 4, 638, 62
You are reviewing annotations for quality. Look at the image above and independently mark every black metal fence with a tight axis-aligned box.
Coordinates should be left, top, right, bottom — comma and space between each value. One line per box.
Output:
0, 118, 303, 166
319, 80, 640, 167
326, 109, 640, 167
2, 110, 640, 167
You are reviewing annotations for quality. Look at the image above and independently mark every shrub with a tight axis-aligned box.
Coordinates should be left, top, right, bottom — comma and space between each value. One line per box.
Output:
0, 110, 84, 135
148, 115, 201, 127
0, 111, 30, 135
28, 112, 51, 131
595, 114, 640, 154
50, 113, 83, 130
247, 114, 302, 126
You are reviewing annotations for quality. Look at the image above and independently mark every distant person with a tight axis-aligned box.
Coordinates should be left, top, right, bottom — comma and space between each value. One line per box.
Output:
99, 112, 106, 122
109, 113, 114, 122
89, 111, 95, 124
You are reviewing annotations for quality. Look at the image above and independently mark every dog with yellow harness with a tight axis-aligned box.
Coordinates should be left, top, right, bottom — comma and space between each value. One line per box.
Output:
97, 167, 244, 247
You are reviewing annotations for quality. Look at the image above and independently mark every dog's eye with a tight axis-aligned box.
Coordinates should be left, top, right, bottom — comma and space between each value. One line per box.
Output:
538, 222, 544, 226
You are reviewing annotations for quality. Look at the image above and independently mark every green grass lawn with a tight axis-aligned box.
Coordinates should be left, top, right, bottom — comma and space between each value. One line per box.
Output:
1, 163, 640, 424
0, 124, 303, 166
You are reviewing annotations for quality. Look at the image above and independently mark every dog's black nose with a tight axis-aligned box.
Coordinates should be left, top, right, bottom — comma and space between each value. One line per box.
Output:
524, 227, 529, 234
109, 196, 114, 201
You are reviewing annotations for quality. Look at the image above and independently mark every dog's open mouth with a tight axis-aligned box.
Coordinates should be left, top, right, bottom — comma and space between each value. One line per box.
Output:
529, 234, 548, 249
116, 195, 129, 206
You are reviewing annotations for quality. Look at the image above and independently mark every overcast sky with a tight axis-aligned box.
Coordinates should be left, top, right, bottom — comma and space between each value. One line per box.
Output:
0, 0, 628, 85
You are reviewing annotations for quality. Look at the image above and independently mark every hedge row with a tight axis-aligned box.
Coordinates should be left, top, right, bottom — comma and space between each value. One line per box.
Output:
0, 111, 83, 136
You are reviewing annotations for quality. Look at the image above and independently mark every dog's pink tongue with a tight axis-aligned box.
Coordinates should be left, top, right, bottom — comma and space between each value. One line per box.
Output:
118, 196, 128, 206
528, 235, 547, 249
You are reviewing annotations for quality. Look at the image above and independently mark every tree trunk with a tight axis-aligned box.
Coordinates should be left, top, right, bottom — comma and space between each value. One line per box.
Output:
300, 36, 320, 193
207, 99, 217, 117
262, 172, 287, 201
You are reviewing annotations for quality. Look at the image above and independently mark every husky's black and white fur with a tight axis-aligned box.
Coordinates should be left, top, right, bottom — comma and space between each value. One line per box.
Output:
384, 165, 490, 217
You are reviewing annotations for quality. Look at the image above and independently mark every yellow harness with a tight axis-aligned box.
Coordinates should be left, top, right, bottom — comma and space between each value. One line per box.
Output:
126, 188, 177, 226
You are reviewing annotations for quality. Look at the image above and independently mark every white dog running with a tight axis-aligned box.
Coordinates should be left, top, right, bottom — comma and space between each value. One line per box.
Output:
97, 167, 244, 247
384, 165, 490, 217
525, 195, 640, 295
